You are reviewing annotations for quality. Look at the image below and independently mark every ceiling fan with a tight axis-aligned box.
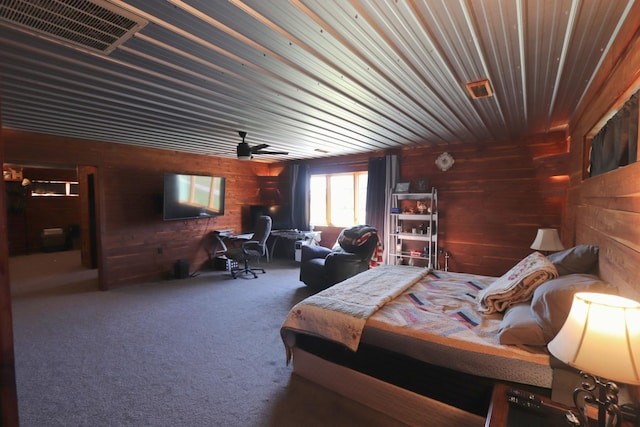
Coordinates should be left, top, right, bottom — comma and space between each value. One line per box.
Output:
236, 131, 288, 160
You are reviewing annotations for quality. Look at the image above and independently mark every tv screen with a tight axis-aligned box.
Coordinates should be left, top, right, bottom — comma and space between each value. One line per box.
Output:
163, 173, 225, 220
249, 204, 291, 231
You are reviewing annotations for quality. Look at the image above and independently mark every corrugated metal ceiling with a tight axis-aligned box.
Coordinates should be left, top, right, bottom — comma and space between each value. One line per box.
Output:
0, 0, 637, 162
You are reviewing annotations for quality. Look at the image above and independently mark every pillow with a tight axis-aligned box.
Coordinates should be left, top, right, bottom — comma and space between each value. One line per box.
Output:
478, 251, 558, 314
531, 273, 617, 342
546, 245, 599, 276
335, 225, 377, 254
498, 303, 546, 347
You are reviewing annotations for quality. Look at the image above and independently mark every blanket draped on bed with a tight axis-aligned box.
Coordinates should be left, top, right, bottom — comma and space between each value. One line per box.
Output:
281, 265, 431, 363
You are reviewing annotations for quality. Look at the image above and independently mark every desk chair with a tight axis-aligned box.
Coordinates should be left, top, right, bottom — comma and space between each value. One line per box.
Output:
225, 215, 272, 278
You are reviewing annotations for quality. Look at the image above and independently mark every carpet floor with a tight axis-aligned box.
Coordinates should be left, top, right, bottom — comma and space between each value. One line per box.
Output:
9, 250, 405, 427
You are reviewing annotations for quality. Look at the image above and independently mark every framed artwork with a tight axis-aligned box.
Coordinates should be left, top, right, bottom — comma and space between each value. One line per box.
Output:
394, 182, 410, 193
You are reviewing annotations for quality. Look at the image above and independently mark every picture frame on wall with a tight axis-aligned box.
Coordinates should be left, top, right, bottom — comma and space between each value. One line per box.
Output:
394, 182, 410, 193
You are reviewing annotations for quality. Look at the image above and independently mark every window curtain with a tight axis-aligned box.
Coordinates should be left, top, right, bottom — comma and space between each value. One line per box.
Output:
366, 154, 398, 264
591, 91, 638, 176
366, 157, 386, 233
289, 162, 309, 230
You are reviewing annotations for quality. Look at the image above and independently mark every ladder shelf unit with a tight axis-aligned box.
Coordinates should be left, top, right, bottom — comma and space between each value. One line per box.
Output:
387, 188, 438, 268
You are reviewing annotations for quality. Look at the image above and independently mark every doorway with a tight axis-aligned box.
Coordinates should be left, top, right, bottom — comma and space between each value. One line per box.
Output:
4, 164, 100, 288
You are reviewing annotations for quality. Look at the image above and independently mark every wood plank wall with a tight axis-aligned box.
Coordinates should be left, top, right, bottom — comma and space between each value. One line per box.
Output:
566, 11, 640, 300
574, 163, 640, 300
0, 129, 19, 424
280, 132, 568, 277
3, 130, 274, 289
400, 133, 568, 276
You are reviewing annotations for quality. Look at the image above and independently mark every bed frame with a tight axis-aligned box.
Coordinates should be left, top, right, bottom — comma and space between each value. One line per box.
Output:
293, 348, 486, 426
288, 162, 640, 424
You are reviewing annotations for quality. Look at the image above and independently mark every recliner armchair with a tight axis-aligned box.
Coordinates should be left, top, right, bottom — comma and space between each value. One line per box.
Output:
299, 225, 380, 290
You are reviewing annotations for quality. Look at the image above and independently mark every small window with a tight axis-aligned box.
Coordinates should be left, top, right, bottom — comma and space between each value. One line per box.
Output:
588, 90, 638, 177
309, 172, 367, 227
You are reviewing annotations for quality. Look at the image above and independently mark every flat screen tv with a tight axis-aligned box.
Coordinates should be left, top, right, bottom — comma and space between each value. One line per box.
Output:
163, 173, 225, 221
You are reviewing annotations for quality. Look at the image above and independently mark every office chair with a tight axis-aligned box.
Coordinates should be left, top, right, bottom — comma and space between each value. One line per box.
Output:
225, 215, 272, 279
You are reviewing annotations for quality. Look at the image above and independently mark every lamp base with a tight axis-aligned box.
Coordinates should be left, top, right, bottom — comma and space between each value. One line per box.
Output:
573, 371, 621, 427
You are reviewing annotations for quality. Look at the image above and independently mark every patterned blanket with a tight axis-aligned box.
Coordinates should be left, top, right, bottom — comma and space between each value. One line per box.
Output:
477, 251, 557, 314
281, 267, 552, 386
366, 270, 551, 382
280, 265, 430, 363
369, 270, 508, 351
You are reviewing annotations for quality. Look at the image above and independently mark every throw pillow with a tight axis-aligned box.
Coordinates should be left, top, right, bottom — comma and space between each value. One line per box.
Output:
546, 245, 599, 276
531, 273, 617, 342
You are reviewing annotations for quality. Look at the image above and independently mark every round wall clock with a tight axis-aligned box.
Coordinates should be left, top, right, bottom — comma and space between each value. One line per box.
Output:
435, 152, 455, 171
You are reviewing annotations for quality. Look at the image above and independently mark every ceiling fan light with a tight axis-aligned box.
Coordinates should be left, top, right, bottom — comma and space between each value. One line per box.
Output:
237, 141, 252, 159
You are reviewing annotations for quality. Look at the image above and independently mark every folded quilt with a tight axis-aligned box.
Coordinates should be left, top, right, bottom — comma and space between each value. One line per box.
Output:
478, 252, 557, 314
281, 265, 430, 363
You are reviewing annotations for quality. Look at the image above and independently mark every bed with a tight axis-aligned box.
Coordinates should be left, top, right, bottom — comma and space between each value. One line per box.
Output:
280, 246, 617, 425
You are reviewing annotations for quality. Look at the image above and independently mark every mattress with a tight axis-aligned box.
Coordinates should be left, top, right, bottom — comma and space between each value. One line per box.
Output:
282, 267, 552, 389
362, 270, 552, 387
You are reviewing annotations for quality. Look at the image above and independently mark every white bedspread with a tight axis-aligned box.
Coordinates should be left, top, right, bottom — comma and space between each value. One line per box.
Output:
281, 265, 430, 362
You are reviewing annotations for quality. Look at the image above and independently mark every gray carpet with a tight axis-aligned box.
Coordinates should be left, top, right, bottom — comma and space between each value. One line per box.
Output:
9, 251, 405, 426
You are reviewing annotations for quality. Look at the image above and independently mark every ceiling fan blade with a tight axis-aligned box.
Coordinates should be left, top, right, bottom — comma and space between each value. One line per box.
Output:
236, 132, 287, 157
250, 143, 269, 153
255, 150, 289, 155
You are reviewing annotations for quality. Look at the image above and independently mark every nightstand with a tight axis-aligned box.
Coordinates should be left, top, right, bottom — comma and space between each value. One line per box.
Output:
485, 383, 635, 427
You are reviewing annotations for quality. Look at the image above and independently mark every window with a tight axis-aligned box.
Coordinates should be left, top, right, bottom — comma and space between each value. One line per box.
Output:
309, 172, 367, 227
588, 90, 638, 177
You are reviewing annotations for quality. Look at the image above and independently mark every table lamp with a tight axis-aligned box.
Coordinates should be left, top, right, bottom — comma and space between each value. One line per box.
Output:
548, 292, 640, 427
530, 228, 564, 254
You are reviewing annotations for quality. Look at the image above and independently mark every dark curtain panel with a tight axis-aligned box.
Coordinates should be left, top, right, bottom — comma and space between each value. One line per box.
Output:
365, 154, 398, 263
366, 157, 386, 234
591, 91, 638, 176
289, 162, 309, 230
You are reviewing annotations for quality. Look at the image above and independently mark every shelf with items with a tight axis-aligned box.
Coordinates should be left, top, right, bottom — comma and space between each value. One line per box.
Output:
387, 188, 438, 268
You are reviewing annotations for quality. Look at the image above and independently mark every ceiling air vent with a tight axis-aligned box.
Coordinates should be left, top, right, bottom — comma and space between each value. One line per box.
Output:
0, 0, 147, 55
466, 79, 493, 99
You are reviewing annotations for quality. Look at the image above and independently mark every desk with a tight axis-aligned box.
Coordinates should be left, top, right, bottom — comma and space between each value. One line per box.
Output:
269, 230, 321, 260
210, 229, 321, 264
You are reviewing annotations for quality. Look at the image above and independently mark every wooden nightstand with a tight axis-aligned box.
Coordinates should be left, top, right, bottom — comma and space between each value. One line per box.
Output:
486, 383, 636, 427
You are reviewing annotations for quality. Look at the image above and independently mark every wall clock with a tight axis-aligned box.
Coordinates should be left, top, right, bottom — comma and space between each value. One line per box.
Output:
435, 152, 455, 171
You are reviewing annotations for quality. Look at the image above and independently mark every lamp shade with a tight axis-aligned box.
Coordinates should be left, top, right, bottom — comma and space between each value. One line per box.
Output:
548, 292, 640, 385
530, 228, 564, 252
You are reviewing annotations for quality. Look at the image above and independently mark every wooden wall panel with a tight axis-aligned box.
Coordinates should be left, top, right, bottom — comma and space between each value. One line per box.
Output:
567, 18, 640, 301
293, 132, 568, 276
400, 132, 569, 276
574, 162, 640, 299
0, 128, 20, 424
3, 130, 272, 289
